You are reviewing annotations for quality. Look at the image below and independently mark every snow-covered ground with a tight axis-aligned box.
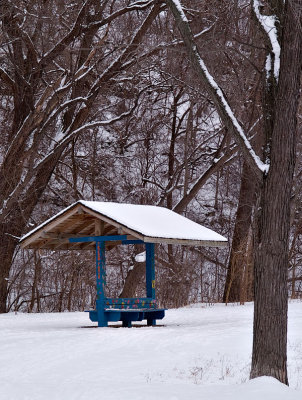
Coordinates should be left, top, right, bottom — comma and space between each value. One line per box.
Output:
0, 301, 301, 400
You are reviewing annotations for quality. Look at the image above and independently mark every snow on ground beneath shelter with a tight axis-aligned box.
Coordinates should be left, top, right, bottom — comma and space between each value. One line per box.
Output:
0, 302, 301, 400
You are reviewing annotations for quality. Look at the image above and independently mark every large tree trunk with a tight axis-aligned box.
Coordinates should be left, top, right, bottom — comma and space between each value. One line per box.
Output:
119, 261, 146, 298
0, 230, 16, 313
223, 161, 256, 303
0, 152, 61, 313
250, 0, 302, 383
165, 0, 302, 384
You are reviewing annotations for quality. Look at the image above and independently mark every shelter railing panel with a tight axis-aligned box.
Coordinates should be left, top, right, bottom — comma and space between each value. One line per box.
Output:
103, 297, 157, 309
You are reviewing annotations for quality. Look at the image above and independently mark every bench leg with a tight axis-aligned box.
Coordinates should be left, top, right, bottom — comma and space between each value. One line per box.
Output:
97, 313, 108, 327
122, 320, 132, 328
97, 304, 108, 327
147, 318, 156, 326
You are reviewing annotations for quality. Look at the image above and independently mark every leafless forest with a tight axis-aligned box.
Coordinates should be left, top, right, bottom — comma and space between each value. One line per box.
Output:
1, 0, 302, 316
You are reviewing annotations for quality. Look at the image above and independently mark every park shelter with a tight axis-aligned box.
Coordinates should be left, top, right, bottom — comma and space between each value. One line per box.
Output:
20, 201, 227, 327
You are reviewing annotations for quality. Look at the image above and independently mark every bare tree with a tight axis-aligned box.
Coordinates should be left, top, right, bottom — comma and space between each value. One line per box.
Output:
0, 0, 162, 313
165, 0, 302, 384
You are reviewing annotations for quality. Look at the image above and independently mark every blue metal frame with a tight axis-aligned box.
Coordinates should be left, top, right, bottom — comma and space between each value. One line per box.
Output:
96, 241, 106, 327
121, 240, 144, 245
69, 235, 164, 327
69, 235, 128, 243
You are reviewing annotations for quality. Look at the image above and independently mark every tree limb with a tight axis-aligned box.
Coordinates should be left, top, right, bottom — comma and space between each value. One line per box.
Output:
165, 0, 267, 181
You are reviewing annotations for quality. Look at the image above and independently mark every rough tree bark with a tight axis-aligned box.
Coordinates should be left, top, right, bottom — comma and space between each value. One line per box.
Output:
250, 1, 302, 383
223, 161, 256, 303
165, 0, 302, 384
119, 261, 146, 298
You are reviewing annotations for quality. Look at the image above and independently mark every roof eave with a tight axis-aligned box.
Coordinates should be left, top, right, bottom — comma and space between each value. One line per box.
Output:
143, 236, 228, 247
19, 203, 83, 249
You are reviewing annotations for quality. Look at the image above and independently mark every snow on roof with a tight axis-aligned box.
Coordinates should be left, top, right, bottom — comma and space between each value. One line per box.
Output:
20, 200, 227, 247
80, 201, 227, 243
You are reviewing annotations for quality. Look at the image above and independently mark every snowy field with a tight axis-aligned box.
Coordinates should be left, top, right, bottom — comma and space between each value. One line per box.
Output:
0, 302, 301, 400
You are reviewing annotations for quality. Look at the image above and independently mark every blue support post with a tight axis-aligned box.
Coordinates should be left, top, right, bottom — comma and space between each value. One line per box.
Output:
146, 243, 156, 326
96, 241, 107, 327
146, 243, 155, 299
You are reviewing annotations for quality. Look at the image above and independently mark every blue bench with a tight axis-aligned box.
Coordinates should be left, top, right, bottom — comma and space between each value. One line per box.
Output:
87, 297, 165, 327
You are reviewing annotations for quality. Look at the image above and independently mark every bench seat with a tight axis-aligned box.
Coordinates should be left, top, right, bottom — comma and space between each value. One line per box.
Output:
88, 308, 165, 327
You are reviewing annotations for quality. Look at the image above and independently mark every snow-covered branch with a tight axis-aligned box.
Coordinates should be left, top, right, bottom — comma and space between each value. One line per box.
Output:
135, 22, 216, 62
0, 67, 16, 89
40, 0, 91, 65
173, 145, 238, 213
34, 91, 142, 173
89, 3, 161, 97
41, 0, 154, 68
252, 0, 280, 80
165, 0, 269, 180
85, 0, 154, 30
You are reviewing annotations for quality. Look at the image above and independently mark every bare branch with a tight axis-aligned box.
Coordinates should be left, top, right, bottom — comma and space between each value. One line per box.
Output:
165, 0, 267, 181
0, 67, 16, 89
173, 146, 237, 213
40, 0, 155, 68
